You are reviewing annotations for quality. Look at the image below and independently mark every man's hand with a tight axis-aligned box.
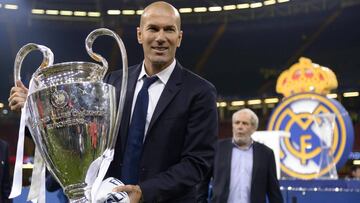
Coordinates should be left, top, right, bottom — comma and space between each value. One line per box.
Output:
8, 80, 28, 111
113, 184, 143, 203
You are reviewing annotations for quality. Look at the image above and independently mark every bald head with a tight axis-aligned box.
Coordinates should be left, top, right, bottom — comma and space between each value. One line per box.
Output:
140, 1, 181, 30
137, 1, 183, 74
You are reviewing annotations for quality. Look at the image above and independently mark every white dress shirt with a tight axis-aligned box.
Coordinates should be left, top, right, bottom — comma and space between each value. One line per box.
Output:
130, 59, 176, 140
227, 140, 253, 203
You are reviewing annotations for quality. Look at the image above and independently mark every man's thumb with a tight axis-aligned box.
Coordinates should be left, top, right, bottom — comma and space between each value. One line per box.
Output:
16, 80, 27, 89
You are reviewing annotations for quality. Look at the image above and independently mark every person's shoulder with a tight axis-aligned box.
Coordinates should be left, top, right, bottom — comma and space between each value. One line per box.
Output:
215, 138, 232, 155
254, 141, 274, 155
178, 63, 215, 90
218, 138, 232, 146
104, 64, 140, 83
106, 64, 139, 77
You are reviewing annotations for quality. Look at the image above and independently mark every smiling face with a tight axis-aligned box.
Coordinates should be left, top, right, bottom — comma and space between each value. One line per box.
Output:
137, 2, 183, 74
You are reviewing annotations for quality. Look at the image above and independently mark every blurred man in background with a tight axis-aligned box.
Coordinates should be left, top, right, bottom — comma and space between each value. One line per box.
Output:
210, 108, 283, 203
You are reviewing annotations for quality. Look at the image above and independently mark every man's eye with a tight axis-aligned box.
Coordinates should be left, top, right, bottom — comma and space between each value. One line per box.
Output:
165, 28, 175, 32
148, 27, 157, 31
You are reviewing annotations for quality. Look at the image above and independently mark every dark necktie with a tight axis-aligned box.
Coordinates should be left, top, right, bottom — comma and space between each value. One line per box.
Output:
121, 75, 158, 184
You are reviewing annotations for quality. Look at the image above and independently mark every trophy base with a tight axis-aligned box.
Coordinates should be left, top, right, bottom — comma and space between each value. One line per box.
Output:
69, 197, 88, 203
316, 147, 338, 179
64, 183, 91, 203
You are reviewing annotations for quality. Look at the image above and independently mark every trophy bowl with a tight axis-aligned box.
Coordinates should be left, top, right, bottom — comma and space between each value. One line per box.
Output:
27, 81, 116, 200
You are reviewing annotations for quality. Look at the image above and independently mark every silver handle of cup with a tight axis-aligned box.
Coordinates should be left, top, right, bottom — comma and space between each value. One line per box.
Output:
13, 43, 54, 86
85, 28, 128, 149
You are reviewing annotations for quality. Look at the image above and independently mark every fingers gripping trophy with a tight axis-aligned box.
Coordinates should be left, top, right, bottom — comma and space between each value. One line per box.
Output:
10, 28, 129, 203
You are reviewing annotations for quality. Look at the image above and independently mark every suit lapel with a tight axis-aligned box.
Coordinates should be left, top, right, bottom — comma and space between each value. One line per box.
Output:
224, 139, 233, 195
119, 64, 142, 153
251, 142, 259, 194
145, 63, 183, 136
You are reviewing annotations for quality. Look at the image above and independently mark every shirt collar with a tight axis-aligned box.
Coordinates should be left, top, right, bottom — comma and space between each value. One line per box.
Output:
138, 59, 176, 85
232, 138, 254, 151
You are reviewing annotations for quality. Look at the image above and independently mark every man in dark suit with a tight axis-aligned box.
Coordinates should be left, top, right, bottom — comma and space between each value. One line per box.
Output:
9, 1, 217, 203
108, 2, 218, 202
211, 108, 282, 203
0, 139, 12, 203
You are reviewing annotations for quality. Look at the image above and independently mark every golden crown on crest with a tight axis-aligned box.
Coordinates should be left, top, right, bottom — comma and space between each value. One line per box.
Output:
276, 57, 338, 97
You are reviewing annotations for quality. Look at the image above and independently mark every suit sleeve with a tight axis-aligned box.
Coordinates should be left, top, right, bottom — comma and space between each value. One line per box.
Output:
195, 170, 212, 203
139, 85, 218, 202
267, 150, 284, 203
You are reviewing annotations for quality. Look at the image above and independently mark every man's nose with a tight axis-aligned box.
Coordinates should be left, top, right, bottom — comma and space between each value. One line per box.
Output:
155, 30, 166, 43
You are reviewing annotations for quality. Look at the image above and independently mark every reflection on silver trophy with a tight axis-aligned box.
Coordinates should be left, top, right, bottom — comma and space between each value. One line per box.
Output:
312, 113, 338, 179
13, 28, 128, 202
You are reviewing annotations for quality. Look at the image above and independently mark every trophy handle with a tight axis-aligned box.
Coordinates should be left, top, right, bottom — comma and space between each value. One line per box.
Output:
85, 28, 128, 149
14, 43, 54, 86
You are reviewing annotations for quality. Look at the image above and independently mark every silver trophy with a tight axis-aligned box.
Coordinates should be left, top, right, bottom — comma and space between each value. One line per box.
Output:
13, 28, 128, 202
312, 113, 338, 179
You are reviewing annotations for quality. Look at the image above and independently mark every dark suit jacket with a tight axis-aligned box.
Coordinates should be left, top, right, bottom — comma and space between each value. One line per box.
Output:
211, 138, 283, 203
105, 62, 218, 203
0, 140, 12, 203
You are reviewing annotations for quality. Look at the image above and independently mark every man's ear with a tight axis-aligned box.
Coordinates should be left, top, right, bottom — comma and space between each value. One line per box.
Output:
137, 27, 143, 44
177, 30, 183, 47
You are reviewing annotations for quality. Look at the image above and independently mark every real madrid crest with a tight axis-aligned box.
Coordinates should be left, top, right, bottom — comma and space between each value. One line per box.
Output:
50, 89, 69, 108
267, 57, 354, 180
